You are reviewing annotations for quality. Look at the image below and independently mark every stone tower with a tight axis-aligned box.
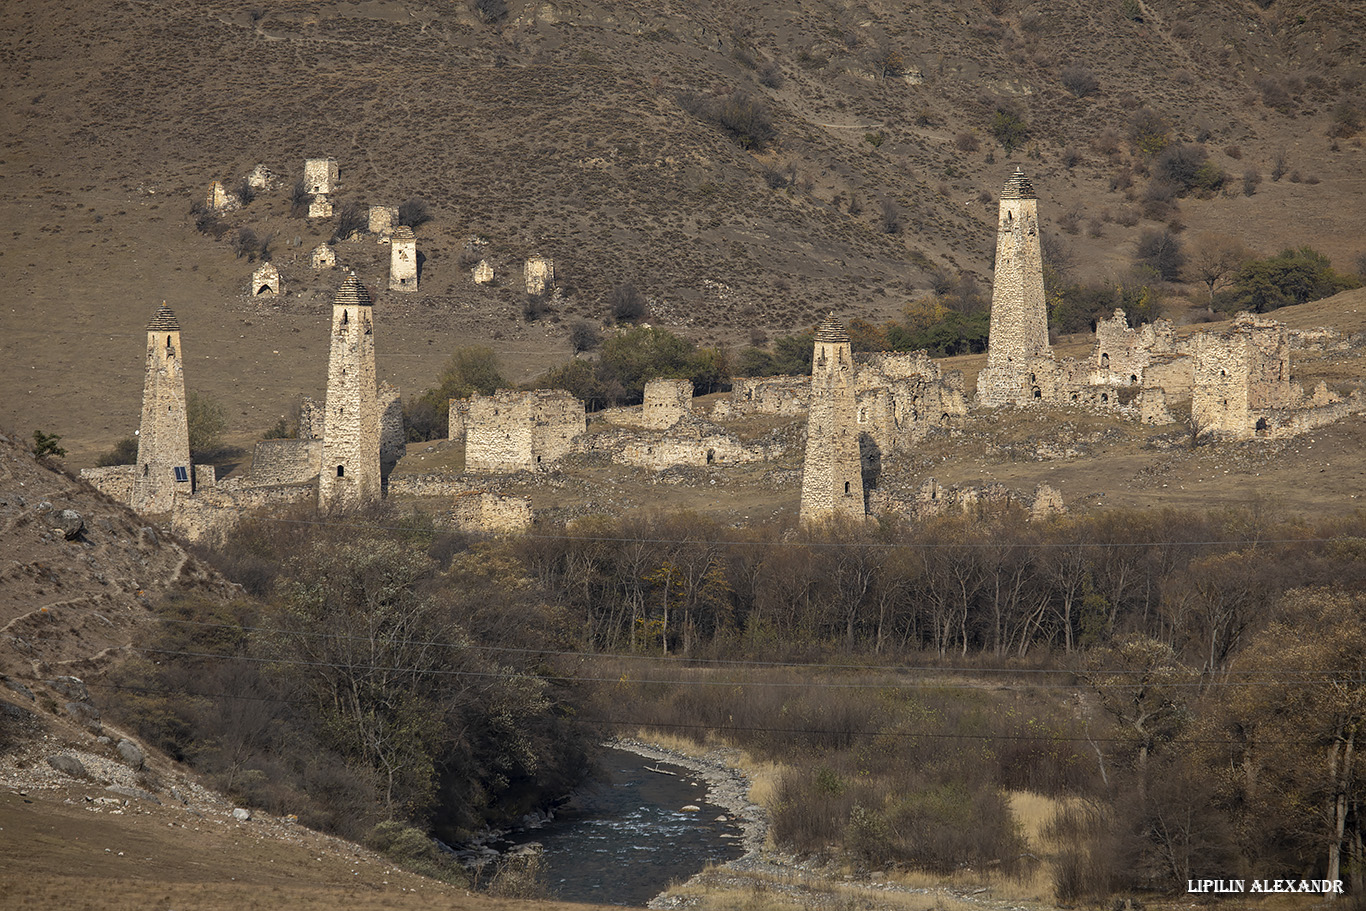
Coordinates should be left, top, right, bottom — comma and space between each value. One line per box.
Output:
389, 226, 418, 292
318, 274, 382, 509
799, 314, 866, 523
978, 167, 1050, 405
132, 303, 193, 514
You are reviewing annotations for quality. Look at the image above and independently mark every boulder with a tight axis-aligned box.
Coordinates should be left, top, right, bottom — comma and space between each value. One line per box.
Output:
49, 676, 89, 701
106, 785, 161, 805
116, 739, 145, 771
47, 754, 87, 778
51, 509, 83, 539
1, 676, 35, 701
232, 807, 251, 821
65, 701, 102, 733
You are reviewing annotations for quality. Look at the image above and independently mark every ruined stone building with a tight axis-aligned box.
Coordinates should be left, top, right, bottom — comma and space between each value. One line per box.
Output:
205, 181, 232, 211
318, 275, 382, 508
472, 260, 494, 284
131, 304, 194, 513
800, 315, 866, 523
641, 379, 693, 429
454, 390, 586, 473
251, 262, 280, 297
309, 195, 334, 219
389, 226, 418, 292
978, 168, 1050, 406
854, 352, 969, 457
713, 376, 811, 418
452, 490, 532, 533
310, 244, 336, 270
369, 205, 398, 240
524, 256, 554, 295
304, 158, 338, 195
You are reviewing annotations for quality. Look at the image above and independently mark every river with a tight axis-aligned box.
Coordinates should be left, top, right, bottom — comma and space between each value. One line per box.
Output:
500, 744, 749, 906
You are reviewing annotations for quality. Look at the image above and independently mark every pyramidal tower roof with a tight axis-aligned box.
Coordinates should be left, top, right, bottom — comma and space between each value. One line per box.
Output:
814, 312, 850, 344
146, 302, 180, 332
1000, 167, 1036, 200
334, 273, 373, 307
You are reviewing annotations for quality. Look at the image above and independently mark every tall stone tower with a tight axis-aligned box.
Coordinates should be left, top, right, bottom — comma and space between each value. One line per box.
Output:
799, 314, 866, 523
978, 167, 1050, 406
319, 274, 382, 509
132, 303, 192, 514
389, 226, 418, 292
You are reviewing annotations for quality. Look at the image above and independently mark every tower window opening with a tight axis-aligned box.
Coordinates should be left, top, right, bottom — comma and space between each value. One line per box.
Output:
844, 481, 851, 495
336, 465, 345, 477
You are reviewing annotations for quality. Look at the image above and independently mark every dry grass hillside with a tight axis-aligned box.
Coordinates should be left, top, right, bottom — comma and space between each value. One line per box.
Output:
2, 0, 1365, 462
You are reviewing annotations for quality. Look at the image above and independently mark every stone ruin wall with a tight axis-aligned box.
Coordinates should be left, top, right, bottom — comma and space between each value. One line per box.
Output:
80, 465, 136, 503
853, 352, 969, 450
378, 382, 406, 470
713, 376, 810, 419
869, 477, 1064, 522
641, 379, 694, 429
369, 206, 398, 238
464, 390, 585, 472
170, 483, 315, 545
583, 427, 779, 470
1190, 314, 1295, 439
310, 245, 335, 269
452, 491, 532, 533
250, 440, 323, 486
387, 474, 472, 499
1093, 310, 1176, 385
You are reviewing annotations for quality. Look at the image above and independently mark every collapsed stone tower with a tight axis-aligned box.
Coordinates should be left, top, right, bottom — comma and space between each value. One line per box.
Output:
389, 226, 418, 292
524, 256, 554, 295
799, 314, 866, 523
318, 275, 382, 509
303, 158, 338, 195
132, 303, 193, 514
978, 168, 1050, 406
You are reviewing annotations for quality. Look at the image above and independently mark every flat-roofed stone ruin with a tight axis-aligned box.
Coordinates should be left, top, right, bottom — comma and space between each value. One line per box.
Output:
303, 158, 338, 195
246, 164, 276, 190
869, 478, 1065, 521
472, 260, 494, 284
250, 262, 280, 296
308, 195, 334, 219
456, 389, 586, 473
389, 226, 418, 292
524, 255, 554, 295
369, 205, 399, 241
205, 180, 233, 211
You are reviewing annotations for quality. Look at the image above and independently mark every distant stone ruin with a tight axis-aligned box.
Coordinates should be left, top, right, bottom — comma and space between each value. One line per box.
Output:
641, 379, 693, 430
452, 490, 532, 533
457, 389, 586, 472
251, 262, 280, 296
800, 314, 866, 523
472, 260, 494, 284
368, 205, 398, 240
246, 164, 276, 190
303, 158, 338, 195
310, 244, 336, 270
205, 181, 232, 211
308, 195, 333, 219
389, 225, 418, 292
524, 256, 554, 295
870, 478, 1065, 521
1190, 312, 1364, 439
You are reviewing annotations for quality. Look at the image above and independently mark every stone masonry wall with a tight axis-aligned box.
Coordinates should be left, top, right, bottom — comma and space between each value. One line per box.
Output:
465, 389, 585, 472
800, 317, 865, 523
251, 439, 322, 486
378, 382, 405, 470
452, 491, 532, 533
304, 158, 338, 195
80, 465, 136, 503
641, 379, 694, 429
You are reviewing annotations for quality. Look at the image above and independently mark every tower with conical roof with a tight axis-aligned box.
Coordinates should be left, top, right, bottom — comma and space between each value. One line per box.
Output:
319, 274, 382, 509
131, 303, 192, 513
799, 314, 866, 523
978, 167, 1050, 405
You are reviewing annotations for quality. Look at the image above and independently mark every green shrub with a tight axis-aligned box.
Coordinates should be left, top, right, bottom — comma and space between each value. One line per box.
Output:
989, 107, 1028, 154
1217, 247, 1361, 313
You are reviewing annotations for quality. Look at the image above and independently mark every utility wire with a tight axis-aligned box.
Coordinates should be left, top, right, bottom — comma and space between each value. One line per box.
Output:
139, 617, 1353, 682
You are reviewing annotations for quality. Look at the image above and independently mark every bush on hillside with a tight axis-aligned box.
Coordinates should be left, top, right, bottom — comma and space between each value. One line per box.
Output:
1215, 247, 1360, 313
